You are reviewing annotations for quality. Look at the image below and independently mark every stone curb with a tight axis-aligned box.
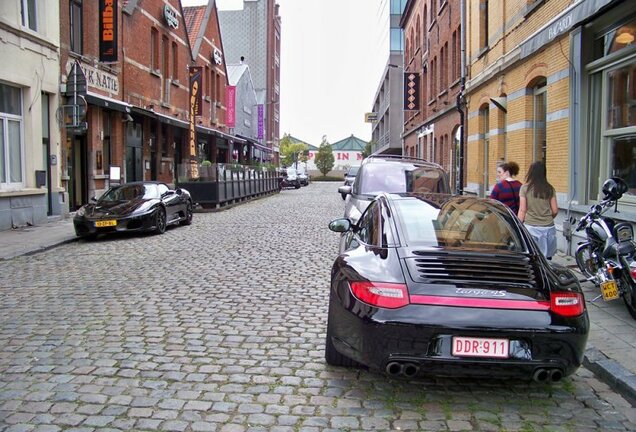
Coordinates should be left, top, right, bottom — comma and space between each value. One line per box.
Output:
583, 347, 636, 407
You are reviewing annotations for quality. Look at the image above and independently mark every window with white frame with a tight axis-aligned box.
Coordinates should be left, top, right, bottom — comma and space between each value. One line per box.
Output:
21, 0, 37, 31
0, 84, 24, 187
586, 14, 636, 202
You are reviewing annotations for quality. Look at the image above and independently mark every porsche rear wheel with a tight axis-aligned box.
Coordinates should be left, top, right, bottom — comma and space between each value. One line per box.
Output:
181, 200, 193, 226
325, 293, 360, 368
154, 208, 166, 234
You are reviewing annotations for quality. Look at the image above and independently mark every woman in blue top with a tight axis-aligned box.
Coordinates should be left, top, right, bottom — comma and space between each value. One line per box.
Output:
490, 161, 522, 214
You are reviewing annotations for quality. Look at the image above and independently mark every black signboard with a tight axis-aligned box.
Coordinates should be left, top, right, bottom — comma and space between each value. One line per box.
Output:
404, 72, 420, 111
99, 0, 118, 62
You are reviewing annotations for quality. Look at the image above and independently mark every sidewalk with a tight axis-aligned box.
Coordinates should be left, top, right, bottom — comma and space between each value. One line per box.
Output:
0, 219, 635, 404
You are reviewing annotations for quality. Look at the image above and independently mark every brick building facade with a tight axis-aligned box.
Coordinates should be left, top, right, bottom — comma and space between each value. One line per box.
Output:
59, 0, 241, 210
464, 0, 635, 253
401, 0, 462, 190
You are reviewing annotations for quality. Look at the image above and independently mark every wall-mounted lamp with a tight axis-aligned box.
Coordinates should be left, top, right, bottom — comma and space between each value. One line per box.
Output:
616, 28, 635, 45
122, 113, 134, 122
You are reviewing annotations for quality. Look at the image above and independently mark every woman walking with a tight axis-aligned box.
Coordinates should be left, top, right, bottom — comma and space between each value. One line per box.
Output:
490, 161, 522, 214
518, 161, 559, 260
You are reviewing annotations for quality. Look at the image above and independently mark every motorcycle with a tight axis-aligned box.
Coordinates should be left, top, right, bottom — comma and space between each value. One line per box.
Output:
574, 177, 636, 319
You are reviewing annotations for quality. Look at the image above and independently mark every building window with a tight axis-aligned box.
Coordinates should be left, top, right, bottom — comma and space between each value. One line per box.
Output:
423, 6, 428, 32
421, 65, 428, 109
211, 71, 216, 103
70, 0, 82, 54
390, 28, 403, 51
172, 42, 178, 81
479, 0, 489, 49
430, 57, 437, 99
162, 36, 169, 78
216, 73, 221, 105
0, 84, 23, 187
451, 31, 458, 81
151, 28, 159, 72
532, 79, 547, 163
21, 0, 37, 31
103, 112, 111, 174
480, 105, 490, 196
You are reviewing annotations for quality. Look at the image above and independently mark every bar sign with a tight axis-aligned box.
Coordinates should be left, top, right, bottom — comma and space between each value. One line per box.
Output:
99, 0, 118, 62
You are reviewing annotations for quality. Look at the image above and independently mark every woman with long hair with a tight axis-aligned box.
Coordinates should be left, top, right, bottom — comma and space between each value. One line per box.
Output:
518, 161, 559, 259
490, 161, 522, 214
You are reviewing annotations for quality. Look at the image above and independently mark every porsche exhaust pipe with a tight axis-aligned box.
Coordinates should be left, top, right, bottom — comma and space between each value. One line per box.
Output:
402, 363, 420, 378
549, 369, 563, 383
385, 362, 403, 376
385, 361, 420, 378
533, 368, 549, 383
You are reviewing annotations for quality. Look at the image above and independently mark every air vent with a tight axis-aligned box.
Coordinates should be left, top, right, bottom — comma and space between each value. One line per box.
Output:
406, 251, 536, 288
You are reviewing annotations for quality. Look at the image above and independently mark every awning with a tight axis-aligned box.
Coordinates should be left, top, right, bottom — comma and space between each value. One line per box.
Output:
153, 110, 190, 129
130, 106, 190, 129
236, 134, 273, 152
519, 0, 614, 59
84, 91, 132, 113
197, 125, 246, 144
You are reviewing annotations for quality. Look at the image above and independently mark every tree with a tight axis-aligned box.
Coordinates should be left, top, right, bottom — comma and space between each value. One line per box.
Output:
362, 140, 375, 159
315, 136, 335, 177
279, 133, 308, 167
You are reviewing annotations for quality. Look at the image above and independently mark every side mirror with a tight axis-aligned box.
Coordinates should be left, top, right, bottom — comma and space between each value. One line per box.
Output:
329, 218, 352, 233
90, 196, 97, 203
338, 185, 352, 195
175, 188, 183, 195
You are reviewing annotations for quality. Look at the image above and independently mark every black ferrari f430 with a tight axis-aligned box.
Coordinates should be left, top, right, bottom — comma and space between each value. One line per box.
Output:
327, 192, 589, 383
73, 181, 193, 239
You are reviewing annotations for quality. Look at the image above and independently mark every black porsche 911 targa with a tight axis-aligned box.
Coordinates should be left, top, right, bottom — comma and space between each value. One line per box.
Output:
73, 181, 193, 239
327, 192, 589, 383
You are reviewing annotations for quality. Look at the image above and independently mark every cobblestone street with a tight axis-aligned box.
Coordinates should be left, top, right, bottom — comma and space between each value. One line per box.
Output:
1, 182, 635, 431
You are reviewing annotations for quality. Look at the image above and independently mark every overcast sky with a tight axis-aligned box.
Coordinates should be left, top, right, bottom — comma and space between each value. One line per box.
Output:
181, 0, 386, 146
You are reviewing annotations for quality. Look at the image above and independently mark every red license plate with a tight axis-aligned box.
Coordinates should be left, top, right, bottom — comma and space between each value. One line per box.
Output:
452, 336, 509, 359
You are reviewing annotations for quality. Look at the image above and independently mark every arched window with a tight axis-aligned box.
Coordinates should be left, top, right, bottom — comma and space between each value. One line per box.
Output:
531, 78, 547, 163
479, 105, 490, 196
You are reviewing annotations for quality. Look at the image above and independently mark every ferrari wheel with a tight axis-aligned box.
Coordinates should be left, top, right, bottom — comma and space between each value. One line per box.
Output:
154, 207, 166, 234
181, 200, 193, 226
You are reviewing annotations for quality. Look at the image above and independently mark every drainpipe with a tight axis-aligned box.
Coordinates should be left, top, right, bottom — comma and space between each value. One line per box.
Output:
455, 0, 467, 195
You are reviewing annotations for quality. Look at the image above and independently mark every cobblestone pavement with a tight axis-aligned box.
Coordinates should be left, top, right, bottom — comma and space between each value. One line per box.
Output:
1, 182, 635, 432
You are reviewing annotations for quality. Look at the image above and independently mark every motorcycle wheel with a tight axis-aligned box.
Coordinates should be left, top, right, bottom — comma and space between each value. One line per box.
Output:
574, 243, 599, 280
621, 273, 636, 320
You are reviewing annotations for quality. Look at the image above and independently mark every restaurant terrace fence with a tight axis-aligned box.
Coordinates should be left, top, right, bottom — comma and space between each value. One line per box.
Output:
176, 163, 280, 208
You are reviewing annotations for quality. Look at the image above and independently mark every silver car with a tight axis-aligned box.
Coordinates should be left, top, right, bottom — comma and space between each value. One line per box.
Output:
338, 155, 451, 223
341, 165, 360, 199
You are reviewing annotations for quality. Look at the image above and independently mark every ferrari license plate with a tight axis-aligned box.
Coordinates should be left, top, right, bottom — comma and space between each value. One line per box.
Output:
95, 220, 117, 228
452, 336, 509, 359
600, 280, 620, 301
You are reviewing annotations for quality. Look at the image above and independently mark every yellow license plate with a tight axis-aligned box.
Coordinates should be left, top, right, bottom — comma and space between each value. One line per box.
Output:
95, 220, 117, 228
600, 280, 620, 301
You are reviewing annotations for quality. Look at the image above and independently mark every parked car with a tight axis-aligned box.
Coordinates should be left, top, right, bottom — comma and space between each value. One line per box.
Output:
341, 165, 360, 199
326, 192, 589, 382
339, 155, 451, 223
73, 181, 193, 239
280, 167, 301, 189
297, 166, 310, 186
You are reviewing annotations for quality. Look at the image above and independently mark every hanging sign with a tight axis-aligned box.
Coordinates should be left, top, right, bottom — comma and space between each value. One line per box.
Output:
404, 72, 420, 111
226, 86, 236, 128
99, 0, 118, 62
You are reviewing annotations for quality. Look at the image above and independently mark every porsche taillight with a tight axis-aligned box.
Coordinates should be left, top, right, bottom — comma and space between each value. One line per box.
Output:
550, 292, 585, 317
350, 281, 410, 309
